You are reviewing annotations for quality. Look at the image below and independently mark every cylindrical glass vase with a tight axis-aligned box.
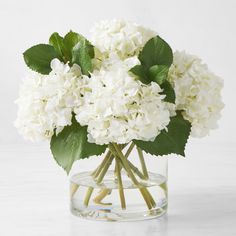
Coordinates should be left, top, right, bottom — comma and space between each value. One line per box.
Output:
70, 143, 168, 221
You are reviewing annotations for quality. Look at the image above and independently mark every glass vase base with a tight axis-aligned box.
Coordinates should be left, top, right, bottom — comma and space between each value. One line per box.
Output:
70, 171, 168, 222
71, 205, 167, 221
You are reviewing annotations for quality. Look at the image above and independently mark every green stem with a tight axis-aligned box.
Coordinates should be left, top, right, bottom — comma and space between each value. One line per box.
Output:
125, 142, 135, 158
85, 145, 129, 207
83, 186, 94, 206
84, 153, 113, 206
119, 143, 145, 179
92, 150, 111, 178
109, 144, 139, 185
93, 188, 112, 205
97, 153, 114, 184
136, 146, 156, 207
70, 182, 79, 198
127, 160, 146, 179
83, 142, 156, 210
145, 188, 156, 207
109, 143, 153, 210
137, 147, 149, 179
139, 188, 152, 209
115, 157, 126, 209
92, 143, 144, 207
92, 144, 127, 178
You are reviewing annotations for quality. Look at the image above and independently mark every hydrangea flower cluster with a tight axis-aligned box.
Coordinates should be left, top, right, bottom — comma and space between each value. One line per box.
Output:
15, 59, 85, 141
76, 56, 171, 144
90, 19, 156, 60
168, 51, 224, 137
15, 20, 224, 147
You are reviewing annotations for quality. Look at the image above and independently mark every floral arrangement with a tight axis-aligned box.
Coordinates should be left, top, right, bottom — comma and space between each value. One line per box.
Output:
15, 20, 223, 211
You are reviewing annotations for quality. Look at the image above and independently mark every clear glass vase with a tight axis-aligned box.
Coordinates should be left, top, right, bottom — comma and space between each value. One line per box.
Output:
70, 143, 168, 221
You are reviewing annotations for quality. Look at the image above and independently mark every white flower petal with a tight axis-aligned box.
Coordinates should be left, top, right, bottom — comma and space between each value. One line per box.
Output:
168, 51, 224, 137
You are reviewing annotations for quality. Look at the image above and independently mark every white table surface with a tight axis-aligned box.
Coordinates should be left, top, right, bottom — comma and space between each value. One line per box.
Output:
0, 142, 235, 236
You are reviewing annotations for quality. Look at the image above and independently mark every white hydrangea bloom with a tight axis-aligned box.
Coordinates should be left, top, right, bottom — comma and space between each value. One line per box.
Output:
75, 57, 171, 145
15, 59, 86, 141
90, 19, 156, 60
168, 51, 224, 137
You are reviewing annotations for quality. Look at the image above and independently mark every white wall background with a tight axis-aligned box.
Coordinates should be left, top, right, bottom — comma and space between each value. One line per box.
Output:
0, 0, 235, 146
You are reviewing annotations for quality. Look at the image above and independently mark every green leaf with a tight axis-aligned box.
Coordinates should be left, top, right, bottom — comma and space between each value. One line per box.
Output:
72, 38, 94, 75
50, 116, 107, 174
134, 112, 191, 157
23, 44, 60, 74
63, 31, 84, 60
160, 80, 176, 103
130, 36, 174, 87
129, 65, 150, 84
49, 32, 64, 60
139, 36, 173, 68
148, 65, 169, 85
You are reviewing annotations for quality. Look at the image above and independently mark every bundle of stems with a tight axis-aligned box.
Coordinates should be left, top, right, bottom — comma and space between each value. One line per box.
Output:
71, 142, 157, 210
